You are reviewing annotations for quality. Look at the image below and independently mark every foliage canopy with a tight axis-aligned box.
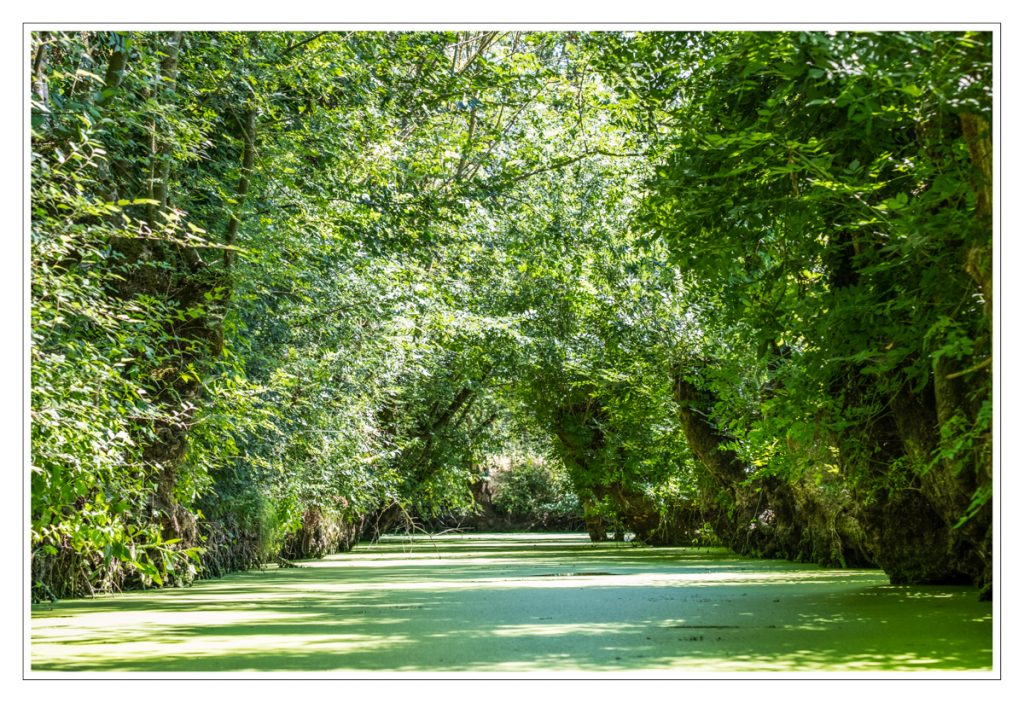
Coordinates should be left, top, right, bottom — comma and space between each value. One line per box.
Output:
30, 29, 992, 599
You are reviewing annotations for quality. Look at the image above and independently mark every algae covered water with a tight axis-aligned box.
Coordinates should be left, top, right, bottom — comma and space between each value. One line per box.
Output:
31, 534, 993, 673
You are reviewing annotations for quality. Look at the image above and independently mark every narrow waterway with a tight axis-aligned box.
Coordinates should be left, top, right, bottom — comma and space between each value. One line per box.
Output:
31, 533, 993, 673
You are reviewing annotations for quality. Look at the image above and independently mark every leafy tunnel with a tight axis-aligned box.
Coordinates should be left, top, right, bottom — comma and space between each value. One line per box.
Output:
30, 30, 993, 606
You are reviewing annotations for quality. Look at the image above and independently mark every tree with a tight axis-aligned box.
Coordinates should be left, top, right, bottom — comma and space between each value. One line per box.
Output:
600, 30, 992, 590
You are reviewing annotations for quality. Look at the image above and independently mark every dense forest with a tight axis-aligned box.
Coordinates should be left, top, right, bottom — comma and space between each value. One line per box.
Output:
30, 30, 992, 602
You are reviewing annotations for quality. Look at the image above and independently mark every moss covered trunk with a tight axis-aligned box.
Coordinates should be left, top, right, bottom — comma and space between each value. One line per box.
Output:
282, 507, 361, 560
672, 368, 872, 567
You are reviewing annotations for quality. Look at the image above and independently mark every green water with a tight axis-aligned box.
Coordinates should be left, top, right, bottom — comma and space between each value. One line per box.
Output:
31, 533, 993, 673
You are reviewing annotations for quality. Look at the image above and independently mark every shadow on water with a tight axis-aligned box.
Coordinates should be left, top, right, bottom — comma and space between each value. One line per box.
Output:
32, 533, 993, 673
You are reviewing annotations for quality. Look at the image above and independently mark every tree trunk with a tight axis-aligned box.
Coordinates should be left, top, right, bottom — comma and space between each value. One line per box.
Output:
147, 32, 184, 226
671, 363, 872, 566
224, 106, 257, 268
32, 32, 50, 109
97, 41, 129, 108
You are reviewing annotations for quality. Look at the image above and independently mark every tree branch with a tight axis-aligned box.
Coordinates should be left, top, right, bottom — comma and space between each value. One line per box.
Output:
945, 357, 991, 381
278, 32, 330, 59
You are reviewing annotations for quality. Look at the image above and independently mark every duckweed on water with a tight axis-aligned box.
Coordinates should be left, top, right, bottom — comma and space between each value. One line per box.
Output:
31, 534, 993, 673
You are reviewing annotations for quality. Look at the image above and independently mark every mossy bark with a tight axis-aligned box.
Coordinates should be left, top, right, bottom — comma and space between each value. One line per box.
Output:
551, 397, 676, 543
282, 507, 361, 560
671, 366, 873, 567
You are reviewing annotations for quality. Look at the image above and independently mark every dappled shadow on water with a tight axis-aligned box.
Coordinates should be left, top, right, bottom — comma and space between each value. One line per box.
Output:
32, 534, 992, 673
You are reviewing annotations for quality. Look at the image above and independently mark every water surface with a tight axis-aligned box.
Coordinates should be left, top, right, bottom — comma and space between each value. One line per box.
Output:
31, 533, 993, 673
